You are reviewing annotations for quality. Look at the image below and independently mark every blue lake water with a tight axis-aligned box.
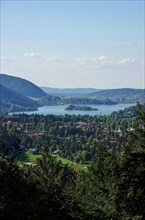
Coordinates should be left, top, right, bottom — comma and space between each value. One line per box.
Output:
10, 103, 136, 116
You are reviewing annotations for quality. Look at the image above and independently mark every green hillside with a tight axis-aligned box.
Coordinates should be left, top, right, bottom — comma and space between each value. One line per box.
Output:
0, 84, 39, 112
0, 73, 46, 98
0, 74, 62, 112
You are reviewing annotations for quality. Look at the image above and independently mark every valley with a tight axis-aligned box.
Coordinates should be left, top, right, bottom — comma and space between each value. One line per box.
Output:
0, 74, 144, 113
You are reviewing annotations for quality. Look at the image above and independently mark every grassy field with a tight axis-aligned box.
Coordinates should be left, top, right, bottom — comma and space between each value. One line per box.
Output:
18, 151, 88, 170
18, 151, 42, 162
55, 155, 88, 170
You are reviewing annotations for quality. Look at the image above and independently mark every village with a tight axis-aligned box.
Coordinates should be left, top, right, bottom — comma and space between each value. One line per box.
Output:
0, 113, 132, 164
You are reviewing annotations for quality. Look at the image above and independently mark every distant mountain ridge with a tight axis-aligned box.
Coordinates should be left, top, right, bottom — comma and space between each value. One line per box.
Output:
41, 87, 99, 96
1, 74, 46, 98
41, 87, 144, 99
93, 88, 145, 98
0, 73, 144, 113
42, 86, 144, 103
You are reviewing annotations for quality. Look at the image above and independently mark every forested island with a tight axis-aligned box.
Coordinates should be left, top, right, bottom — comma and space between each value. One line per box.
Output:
65, 104, 98, 111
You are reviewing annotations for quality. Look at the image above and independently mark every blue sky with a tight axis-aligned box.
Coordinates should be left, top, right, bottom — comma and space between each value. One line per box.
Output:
1, 0, 144, 88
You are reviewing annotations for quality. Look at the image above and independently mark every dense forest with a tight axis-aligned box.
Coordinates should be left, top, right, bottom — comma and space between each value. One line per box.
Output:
63, 97, 117, 105
0, 103, 145, 219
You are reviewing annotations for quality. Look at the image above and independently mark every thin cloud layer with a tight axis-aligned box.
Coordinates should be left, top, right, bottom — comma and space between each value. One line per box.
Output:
75, 56, 110, 66
118, 58, 136, 64
47, 57, 62, 62
75, 56, 137, 66
75, 57, 89, 65
1, 53, 143, 88
24, 52, 41, 57
92, 56, 109, 64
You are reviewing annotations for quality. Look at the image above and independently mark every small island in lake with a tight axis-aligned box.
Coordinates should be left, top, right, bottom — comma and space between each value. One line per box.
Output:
65, 104, 98, 111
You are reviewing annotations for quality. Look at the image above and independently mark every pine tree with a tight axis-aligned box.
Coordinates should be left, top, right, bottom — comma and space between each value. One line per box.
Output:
116, 103, 145, 219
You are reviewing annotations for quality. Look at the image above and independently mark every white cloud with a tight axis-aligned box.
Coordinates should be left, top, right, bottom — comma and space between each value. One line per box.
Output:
92, 56, 109, 63
1, 55, 143, 88
47, 57, 62, 62
73, 56, 110, 70
75, 57, 89, 65
118, 58, 136, 64
24, 52, 41, 57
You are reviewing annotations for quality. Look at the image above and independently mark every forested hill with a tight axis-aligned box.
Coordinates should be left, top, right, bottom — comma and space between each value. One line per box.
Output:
0, 73, 46, 98
0, 84, 39, 111
0, 74, 60, 112
93, 88, 144, 99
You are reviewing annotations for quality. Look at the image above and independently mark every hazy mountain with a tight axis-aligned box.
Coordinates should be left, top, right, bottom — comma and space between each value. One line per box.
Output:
41, 87, 99, 96
1, 73, 144, 113
92, 88, 144, 98
41, 87, 144, 101
1, 74, 46, 98
41, 87, 144, 103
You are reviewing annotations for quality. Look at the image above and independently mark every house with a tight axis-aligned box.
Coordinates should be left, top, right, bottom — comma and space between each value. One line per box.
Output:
31, 162, 38, 168
110, 138, 117, 144
39, 130, 48, 136
75, 122, 89, 128
93, 138, 103, 143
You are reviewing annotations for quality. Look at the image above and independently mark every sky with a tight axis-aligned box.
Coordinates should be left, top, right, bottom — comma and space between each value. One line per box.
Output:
1, 0, 144, 89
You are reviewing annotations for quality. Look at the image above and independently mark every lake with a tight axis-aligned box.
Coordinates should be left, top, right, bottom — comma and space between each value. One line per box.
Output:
10, 103, 136, 116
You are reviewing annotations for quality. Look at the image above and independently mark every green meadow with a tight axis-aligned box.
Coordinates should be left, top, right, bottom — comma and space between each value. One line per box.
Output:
18, 151, 88, 170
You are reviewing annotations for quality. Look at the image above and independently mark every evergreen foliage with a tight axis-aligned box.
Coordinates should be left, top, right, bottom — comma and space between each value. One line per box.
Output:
0, 103, 145, 219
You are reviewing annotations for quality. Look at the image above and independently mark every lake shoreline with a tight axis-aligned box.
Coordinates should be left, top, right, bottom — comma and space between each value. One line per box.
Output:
9, 103, 136, 116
